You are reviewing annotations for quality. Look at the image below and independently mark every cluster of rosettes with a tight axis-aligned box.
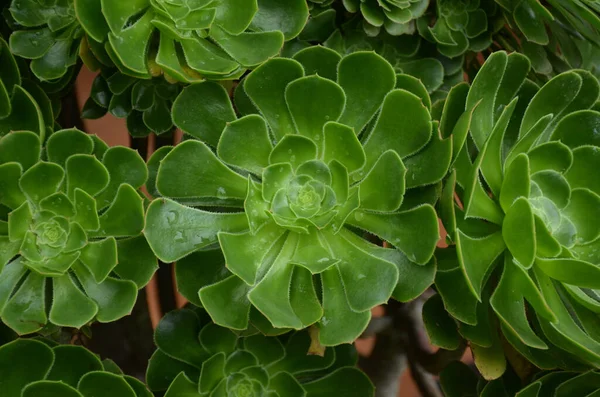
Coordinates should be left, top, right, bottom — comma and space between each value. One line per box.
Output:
432, 51, 600, 377
0, 129, 157, 334
146, 308, 373, 397
0, 338, 153, 396
342, 0, 430, 36
74, 0, 309, 81
417, 0, 502, 58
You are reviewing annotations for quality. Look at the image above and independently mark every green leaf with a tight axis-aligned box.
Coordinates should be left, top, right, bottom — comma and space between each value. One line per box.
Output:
520, 72, 582, 139
250, 0, 309, 40
563, 188, 600, 244
79, 237, 118, 283
19, 161, 64, 205
2, 271, 47, 334
22, 380, 83, 397
337, 52, 396, 134
435, 246, 478, 325
358, 150, 406, 212
292, 46, 341, 81
455, 230, 505, 300
244, 58, 304, 141
0, 339, 54, 395
269, 135, 317, 169
78, 372, 136, 397
66, 155, 110, 199
285, 75, 345, 147
536, 257, 600, 289
0, 86, 45, 140
217, 115, 272, 175
73, 189, 99, 231
323, 122, 365, 175
46, 129, 94, 167
219, 222, 285, 285
422, 293, 461, 350
93, 184, 144, 237
324, 229, 398, 312
0, 131, 41, 170
175, 249, 228, 307
172, 82, 236, 147
403, 127, 452, 189
73, 261, 137, 323
210, 25, 284, 68
0, 163, 26, 209
465, 51, 508, 149
115, 236, 158, 288
566, 145, 600, 195
490, 256, 552, 349
552, 111, 600, 149
214, 0, 257, 35
362, 89, 432, 169
157, 140, 248, 201
303, 367, 374, 397
350, 205, 439, 265
46, 345, 103, 387
503, 198, 536, 269
155, 309, 208, 368
499, 153, 530, 213
7, 202, 32, 243
49, 273, 98, 328
145, 198, 248, 262
164, 372, 199, 397
318, 266, 370, 346
95, 146, 147, 209
199, 275, 252, 330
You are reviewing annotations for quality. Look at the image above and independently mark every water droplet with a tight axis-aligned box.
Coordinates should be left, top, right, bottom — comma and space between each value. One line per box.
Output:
216, 187, 227, 199
174, 231, 185, 242
324, 115, 330, 120
290, 155, 296, 163
354, 212, 364, 221
166, 210, 179, 224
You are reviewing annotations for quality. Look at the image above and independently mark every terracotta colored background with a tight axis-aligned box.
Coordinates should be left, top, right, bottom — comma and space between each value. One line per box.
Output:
74, 66, 463, 397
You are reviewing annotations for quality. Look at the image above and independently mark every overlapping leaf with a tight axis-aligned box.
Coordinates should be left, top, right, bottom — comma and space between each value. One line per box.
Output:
0, 338, 153, 397
146, 308, 374, 397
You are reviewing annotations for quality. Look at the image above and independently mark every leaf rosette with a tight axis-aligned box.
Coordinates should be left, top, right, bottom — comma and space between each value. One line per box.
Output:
144, 50, 470, 345
434, 51, 600, 376
0, 338, 153, 397
146, 308, 374, 397
342, 0, 430, 37
8, 0, 82, 81
75, 0, 309, 82
0, 129, 157, 334
417, 0, 503, 58
495, 0, 600, 81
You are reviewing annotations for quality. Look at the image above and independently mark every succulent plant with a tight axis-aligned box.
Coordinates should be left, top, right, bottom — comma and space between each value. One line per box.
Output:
323, 21, 465, 100
495, 0, 600, 81
143, 49, 472, 345
0, 338, 153, 396
7, 0, 82, 81
75, 0, 309, 82
440, 360, 600, 397
0, 128, 157, 334
81, 70, 180, 136
432, 51, 600, 377
0, 37, 56, 137
146, 308, 374, 397
342, 0, 430, 37
418, 0, 503, 58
